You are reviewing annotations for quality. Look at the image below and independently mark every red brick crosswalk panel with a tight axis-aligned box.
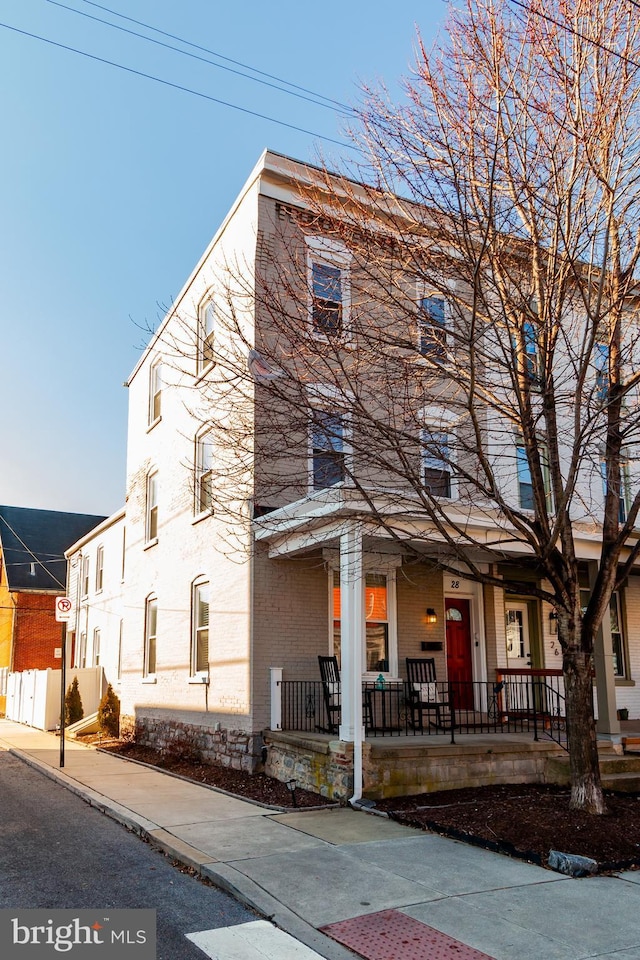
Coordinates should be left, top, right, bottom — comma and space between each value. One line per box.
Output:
321, 909, 496, 960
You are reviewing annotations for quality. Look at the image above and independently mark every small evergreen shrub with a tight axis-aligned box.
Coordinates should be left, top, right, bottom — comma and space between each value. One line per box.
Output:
97, 684, 120, 738
65, 676, 84, 725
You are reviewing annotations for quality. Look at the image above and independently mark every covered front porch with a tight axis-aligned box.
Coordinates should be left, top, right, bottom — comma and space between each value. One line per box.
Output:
254, 490, 624, 799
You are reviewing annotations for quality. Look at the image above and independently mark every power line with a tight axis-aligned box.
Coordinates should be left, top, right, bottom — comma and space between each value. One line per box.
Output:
0, 18, 355, 150
77, 0, 351, 111
44, 0, 354, 116
0, 514, 67, 589
506, 0, 640, 71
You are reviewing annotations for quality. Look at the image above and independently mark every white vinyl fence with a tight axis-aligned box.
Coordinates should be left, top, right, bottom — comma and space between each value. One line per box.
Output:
5, 667, 105, 731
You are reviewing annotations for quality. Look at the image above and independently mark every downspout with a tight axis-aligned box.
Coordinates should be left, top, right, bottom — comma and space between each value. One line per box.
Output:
349, 716, 363, 806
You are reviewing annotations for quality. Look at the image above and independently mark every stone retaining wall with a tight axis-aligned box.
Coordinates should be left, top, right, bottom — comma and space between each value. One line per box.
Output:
263, 731, 565, 800
121, 713, 264, 772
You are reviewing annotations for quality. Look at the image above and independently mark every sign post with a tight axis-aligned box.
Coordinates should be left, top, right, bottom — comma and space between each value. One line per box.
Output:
55, 597, 73, 768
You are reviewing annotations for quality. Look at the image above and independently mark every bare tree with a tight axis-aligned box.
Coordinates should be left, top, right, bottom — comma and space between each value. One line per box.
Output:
154, 0, 640, 813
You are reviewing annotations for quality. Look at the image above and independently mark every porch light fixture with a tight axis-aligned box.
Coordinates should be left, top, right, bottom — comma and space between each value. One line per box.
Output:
549, 610, 558, 635
286, 778, 298, 807
426, 608, 438, 624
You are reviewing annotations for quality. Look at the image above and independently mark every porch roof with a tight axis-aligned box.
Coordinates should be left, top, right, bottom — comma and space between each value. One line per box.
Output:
252, 485, 619, 563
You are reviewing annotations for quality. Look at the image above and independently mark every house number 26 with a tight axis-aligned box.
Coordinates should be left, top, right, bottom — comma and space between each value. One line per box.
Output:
450, 579, 460, 589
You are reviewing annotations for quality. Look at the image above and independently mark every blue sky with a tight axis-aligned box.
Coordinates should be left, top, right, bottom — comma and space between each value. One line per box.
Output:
0, 0, 447, 516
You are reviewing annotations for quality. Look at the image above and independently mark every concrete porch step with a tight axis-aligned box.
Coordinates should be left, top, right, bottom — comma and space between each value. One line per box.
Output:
548, 753, 640, 792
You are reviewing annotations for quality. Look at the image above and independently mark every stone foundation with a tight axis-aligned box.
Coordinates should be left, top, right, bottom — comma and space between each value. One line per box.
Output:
263, 731, 566, 800
264, 731, 354, 800
122, 714, 264, 773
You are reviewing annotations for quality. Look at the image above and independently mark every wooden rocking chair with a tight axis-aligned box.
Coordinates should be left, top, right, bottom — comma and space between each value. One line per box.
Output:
406, 657, 454, 732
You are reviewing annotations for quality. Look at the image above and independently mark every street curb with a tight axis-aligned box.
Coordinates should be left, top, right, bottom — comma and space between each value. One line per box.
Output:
6, 747, 353, 960
199, 861, 358, 960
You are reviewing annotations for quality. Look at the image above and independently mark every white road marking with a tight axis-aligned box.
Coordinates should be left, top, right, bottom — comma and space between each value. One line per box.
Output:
186, 919, 327, 959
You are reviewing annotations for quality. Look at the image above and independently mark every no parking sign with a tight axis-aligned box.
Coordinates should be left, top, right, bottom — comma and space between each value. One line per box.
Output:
55, 596, 73, 622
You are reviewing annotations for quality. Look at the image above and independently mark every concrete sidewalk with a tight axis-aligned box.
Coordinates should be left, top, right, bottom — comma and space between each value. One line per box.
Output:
2, 719, 640, 960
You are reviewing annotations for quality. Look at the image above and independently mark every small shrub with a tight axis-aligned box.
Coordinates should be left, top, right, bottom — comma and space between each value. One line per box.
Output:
65, 677, 84, 725
97, 684, 120, 738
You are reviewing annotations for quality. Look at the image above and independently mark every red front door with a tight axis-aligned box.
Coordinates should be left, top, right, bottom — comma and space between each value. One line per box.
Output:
445, 597, 473, 709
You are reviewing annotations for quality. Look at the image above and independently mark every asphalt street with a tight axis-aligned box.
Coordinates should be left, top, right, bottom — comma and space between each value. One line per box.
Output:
0, 750, 257, 959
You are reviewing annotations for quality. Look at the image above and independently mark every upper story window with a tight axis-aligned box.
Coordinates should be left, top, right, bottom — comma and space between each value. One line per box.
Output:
422, 428, 453, 498
523, 321, 540, 384
149, 361, 162, 425
594, 342, 609, 401
95, 545, 104, 592
144, 595, 157, 677
191, 579, 209, 675
197, 297, 216, 374
81, 555, 90, 598
195, 432, 214, 515
312, 262, 343, 337
516, 441, 552, 512
601, 455, 631, 523
418, 294, 447, 360
146, 471, 158, 543
307, 237, 351, 340
311, 411, 346, 490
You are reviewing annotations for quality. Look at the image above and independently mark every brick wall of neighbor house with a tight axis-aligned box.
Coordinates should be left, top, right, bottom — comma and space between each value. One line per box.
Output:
12, 593, 61, 672
0, 558, 14, 713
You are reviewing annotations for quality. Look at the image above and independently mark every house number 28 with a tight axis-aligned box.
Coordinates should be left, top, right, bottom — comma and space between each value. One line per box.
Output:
450, 579, 460, 589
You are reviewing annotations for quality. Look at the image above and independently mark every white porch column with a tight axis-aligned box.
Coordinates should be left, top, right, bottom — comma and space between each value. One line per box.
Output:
270, 667, 283, 731
588, 562, 620, 741
339, 522, 364, 743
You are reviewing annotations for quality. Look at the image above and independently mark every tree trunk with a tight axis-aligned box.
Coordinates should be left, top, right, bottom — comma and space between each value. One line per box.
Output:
563, 647, 606, 814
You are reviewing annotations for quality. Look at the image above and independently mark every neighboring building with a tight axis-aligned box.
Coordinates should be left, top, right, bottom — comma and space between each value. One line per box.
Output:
108, 150, 640, 800
65, 508, 126, 690
0, 505, 106, 714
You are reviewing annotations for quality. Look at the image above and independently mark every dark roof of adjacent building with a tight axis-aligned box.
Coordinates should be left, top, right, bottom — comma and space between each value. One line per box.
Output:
0, 505, 106, 592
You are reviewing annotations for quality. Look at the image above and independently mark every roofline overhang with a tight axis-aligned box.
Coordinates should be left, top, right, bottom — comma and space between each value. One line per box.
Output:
253, 487, 639, 564
64, 506, 126, 558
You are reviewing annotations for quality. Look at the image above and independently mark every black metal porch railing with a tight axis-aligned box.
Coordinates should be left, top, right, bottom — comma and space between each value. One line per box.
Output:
278, 677, 568, 748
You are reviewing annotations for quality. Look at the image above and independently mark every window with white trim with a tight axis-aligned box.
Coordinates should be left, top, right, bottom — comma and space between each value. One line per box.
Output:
144, 596, 157, 677
149, 361, 162, 424
331, 566, 398, 675
601, 454, 631, 523
81, 556, 90, 598
306, 237, 351, 339
146, 471, 158, 542
422, 428, 453, 498
79, 631, 87, 669
191, 579, 209, 675
95, 545, 104, 592
516, 441, 552, 512
195, 432, 214, 515
197, 297, 215, 373
418, 294, 447, 360
117, 619, 123, 681
594, 343, 609, 401
93, 627, 101, 667
311, 411, 345, 490
581, 588, 628, 678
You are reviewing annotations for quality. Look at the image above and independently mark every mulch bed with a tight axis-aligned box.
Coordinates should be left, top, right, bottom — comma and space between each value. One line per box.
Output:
375, 783, 640, 870
87, 737, 640, 870
94, 739, 334, 809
